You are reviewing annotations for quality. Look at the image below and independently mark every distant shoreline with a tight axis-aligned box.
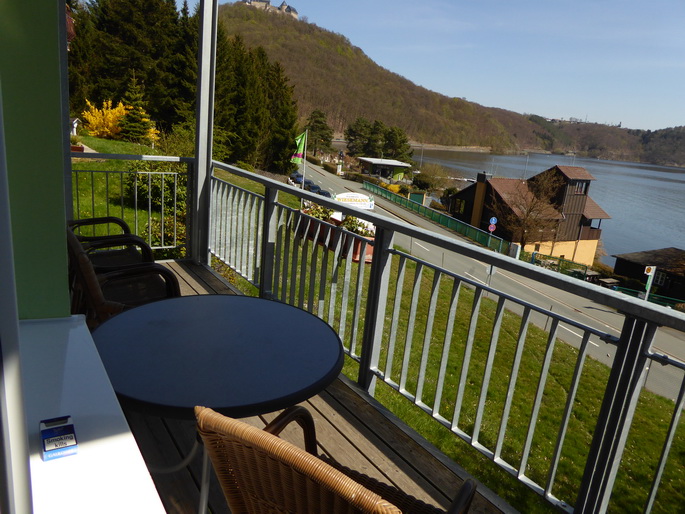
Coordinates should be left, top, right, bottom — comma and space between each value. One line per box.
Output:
410, 143, 490, 153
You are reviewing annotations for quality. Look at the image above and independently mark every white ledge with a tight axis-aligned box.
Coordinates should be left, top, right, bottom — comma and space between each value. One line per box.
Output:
20, 316, 164, 513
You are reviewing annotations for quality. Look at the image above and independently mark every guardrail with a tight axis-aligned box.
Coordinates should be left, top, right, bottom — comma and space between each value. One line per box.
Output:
70, 153, 191, 252
72, 153, 685, 513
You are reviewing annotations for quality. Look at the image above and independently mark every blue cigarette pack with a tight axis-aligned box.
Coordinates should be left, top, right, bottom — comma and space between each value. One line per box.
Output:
40, 416, 77, 461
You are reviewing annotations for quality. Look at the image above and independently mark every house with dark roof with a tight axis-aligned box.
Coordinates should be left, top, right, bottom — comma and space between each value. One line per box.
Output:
613, 247, 685, 301
445, 165, 610, 266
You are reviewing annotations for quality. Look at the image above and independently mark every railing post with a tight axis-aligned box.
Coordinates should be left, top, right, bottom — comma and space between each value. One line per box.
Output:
258, 186, 278, 299
357, 226, 394, 394
575, 315, 657, 513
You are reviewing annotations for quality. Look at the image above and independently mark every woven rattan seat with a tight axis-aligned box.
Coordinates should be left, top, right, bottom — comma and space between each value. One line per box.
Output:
195, 406, 476, 514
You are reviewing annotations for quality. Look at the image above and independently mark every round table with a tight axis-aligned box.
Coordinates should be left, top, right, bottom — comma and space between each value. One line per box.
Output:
92, 295, 344, 420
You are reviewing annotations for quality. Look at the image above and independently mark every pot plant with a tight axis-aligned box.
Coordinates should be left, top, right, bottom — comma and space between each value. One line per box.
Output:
300, 204, 339, 246
340, 215, 375, 263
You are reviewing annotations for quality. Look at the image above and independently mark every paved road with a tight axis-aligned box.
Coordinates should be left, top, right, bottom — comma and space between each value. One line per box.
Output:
298, 163, 685, 400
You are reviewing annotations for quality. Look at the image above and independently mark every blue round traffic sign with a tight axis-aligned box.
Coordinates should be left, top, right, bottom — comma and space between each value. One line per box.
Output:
490, 217, 498, 225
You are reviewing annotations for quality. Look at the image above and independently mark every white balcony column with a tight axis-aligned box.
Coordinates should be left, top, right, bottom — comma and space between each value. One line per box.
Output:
192, 0, 219, 264
358, 226, 395, 394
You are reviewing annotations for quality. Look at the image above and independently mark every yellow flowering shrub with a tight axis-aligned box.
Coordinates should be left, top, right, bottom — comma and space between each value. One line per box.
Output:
82, 100, 127, 139
387, 184, 402, 194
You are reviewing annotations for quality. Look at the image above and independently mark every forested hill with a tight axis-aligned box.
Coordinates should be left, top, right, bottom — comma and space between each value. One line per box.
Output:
218, 3, 685, 166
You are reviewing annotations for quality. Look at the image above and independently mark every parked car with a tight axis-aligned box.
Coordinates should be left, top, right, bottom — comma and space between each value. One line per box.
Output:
289, 172, 303, 185
318, 190, 332, 198
303, 179, 315, 190
307, 184, 321, 194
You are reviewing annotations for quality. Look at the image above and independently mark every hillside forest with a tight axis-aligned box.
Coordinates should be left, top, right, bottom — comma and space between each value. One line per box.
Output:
67, 0, 685, 169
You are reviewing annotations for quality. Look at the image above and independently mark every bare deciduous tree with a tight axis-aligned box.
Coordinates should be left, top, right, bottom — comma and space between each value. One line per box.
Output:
489, 172, 563, 249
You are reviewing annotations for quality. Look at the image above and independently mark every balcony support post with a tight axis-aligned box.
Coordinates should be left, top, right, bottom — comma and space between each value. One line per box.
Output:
358, 226, 394, 394
575, 315, 657, 513
191, 0, 218, 265
259, 186, 278, 299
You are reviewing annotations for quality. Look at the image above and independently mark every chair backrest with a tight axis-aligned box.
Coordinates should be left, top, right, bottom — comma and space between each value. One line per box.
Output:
195, 406, 404, 514
66, 228, 124, 326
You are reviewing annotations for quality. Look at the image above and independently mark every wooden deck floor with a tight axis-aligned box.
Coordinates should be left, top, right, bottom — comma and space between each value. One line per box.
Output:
123, 260, 513, 513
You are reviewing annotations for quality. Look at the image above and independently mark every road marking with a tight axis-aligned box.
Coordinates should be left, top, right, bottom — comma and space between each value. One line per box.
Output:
559, 325, 599, 346
465, 272, 485, 284
414, 242, 430, 252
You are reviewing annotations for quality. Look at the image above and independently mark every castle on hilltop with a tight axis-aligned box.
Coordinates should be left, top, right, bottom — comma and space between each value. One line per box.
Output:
239, 0, 298, 19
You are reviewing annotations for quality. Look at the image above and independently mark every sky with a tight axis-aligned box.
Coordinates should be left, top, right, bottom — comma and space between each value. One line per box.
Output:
182, 0, 685, 131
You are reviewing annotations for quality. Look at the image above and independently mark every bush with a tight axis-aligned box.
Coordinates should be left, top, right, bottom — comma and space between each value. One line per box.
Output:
122, 161, 188, 216
430, 200, 447, 211
306, 155, 321, 166
235, 161, 255, 172
322, 162, 337, 174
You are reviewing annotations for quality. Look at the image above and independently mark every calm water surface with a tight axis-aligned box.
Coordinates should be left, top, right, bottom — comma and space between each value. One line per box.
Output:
418, 150, 685, 266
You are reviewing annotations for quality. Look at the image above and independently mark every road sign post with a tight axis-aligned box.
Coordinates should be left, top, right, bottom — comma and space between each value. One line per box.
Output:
644, 265, 656, 302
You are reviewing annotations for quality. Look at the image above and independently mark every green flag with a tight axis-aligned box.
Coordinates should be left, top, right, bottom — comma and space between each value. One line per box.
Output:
290, 132, 306, 164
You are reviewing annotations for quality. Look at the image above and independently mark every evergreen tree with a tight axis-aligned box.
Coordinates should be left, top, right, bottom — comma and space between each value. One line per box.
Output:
305, 110, 333, 157
119, 76, 158, 144
383, 126, 413, 163
82, 0, 180, 129
345, 117, 372, 156
67, 1, 101, 117
163, 0, 198, 126
366, 120, 387, 157
220, 36, 268, 166
262, 61, 298, 173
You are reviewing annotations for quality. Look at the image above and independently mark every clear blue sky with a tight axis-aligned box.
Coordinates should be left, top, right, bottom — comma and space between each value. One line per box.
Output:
183, 0, 685, 131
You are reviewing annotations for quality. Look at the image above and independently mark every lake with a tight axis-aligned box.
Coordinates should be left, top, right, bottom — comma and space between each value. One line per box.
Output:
416, 149, 685, 266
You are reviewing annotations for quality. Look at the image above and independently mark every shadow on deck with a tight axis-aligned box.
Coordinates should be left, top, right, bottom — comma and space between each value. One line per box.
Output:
123, 260, 513, 513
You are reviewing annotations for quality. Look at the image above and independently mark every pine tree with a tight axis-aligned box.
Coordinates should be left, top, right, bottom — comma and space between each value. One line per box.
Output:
262, 61, 298, 172
305, 110, 333, 157
83, 0, 180, 129
383, 126, 413, 163
119, 77, 158, 145
345, 117, 372, 157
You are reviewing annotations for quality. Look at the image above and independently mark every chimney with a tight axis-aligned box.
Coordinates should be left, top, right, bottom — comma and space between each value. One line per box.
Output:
470, 172, 491, 227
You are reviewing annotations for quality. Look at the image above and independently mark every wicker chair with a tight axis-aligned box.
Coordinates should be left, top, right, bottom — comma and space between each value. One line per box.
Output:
66, 228, 180, 328
195, 406, 477, 514
68, 216, 154, 268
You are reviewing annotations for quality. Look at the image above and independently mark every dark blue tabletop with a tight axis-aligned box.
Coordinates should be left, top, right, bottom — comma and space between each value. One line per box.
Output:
92, 295, 344, 420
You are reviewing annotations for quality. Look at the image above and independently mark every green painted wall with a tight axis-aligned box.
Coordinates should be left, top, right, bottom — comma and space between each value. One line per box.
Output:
0, 1, 70, 318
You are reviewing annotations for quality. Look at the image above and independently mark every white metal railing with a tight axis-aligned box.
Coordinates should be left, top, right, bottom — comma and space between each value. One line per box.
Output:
209, 160, 685, 514
70, 153, 192, 251
71, 154, 685, 513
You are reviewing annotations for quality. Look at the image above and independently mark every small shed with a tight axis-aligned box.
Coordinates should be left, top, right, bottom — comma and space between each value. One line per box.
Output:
358, 157, 411, 181
613, 247, 685, 300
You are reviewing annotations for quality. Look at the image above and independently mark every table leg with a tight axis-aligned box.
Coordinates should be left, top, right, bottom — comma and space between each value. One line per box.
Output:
148, 439, 200, 474
198, 446, 211, 514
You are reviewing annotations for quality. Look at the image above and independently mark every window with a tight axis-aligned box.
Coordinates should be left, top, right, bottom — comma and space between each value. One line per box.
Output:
655, 271, 667, 286
574, 181, 588, 194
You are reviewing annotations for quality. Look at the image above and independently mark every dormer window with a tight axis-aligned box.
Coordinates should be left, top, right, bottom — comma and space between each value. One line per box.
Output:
574, 181, 588, 194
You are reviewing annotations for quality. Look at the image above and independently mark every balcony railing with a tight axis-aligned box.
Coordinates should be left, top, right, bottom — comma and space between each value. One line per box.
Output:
72, 153, 685, 513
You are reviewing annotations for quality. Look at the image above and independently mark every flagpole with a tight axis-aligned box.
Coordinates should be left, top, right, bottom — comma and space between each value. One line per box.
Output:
300, 129, 308, 209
